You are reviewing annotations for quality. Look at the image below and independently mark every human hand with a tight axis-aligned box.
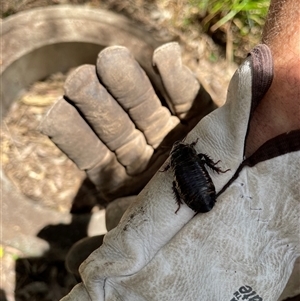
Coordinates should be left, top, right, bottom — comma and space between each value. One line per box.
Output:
39, 42, 215, 202
60, 44, 300, 301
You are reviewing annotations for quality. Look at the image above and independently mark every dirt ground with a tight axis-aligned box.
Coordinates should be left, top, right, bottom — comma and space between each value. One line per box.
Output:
1, 71, 102, 214
1, 1, 255, 300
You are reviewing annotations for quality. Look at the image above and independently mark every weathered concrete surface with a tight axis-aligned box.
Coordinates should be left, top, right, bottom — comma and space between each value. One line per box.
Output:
0, 5, 170, 120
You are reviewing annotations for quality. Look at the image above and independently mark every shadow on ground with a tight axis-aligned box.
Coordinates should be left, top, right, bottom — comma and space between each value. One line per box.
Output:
1, 176, 107, 301
13, 216, 88, 301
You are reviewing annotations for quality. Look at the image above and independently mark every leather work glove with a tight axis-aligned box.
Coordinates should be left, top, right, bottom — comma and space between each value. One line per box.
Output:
39, 42, 214, 202
59, 44, 300, 301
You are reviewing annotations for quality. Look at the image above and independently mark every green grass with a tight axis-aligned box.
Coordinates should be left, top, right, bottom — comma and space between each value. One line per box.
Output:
185, 0, 270, 62
192, 0, 269, 30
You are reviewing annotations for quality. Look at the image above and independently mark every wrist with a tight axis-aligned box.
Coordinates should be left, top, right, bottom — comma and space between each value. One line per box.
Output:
245, 47, 300, 157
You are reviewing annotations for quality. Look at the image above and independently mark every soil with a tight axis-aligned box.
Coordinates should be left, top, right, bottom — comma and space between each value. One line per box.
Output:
1, 71, 90, 214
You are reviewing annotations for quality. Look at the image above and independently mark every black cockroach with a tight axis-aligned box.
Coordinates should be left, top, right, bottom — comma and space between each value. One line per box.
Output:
162, 139, 229, 214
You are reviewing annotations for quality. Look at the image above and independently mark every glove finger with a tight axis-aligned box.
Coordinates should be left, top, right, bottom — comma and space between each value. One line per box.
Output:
40, 97, 168, 200
86, 148, 168, 201
65, 235, 104, 279
64, 64, 153, 175
96, 46, 180, 148
59, 283, 91, 301
39, 97, 116, 171
39, 97, 130, 200
153, 42, 206, 118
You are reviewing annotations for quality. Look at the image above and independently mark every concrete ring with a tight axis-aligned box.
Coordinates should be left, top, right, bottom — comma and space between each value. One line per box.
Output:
1, 5, 172, 119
